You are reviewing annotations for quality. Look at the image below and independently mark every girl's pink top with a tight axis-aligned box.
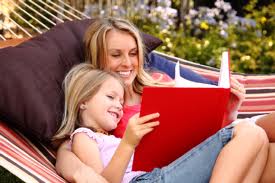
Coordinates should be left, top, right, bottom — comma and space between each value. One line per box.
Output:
70, 127, 145, 183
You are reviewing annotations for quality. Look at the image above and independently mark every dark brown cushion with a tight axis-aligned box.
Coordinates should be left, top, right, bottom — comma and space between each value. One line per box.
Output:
0, 19, 162, 142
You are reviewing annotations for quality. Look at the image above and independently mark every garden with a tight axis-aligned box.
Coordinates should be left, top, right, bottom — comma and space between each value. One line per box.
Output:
122, 0, 275, 74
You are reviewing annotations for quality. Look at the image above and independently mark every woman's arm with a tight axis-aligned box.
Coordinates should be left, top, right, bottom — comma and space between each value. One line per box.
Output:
56, 140, 108, 183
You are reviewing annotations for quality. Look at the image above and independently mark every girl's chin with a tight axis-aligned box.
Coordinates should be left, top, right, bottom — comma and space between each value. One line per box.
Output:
108, 123, 118, 131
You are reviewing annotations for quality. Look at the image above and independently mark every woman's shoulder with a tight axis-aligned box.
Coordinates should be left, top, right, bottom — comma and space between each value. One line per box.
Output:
151, 72, 173, 82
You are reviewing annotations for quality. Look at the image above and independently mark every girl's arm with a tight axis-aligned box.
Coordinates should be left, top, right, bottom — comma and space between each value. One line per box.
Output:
72, 113, 160, 183
72, 131, 133, 183
56, 140, 108, 183
256, 112, 275, 142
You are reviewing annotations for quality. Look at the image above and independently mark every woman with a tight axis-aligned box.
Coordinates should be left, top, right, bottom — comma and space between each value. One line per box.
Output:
55, 17, 273, 183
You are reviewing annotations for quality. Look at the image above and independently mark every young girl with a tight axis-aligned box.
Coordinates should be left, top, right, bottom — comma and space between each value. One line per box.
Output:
54, 63, 269, 183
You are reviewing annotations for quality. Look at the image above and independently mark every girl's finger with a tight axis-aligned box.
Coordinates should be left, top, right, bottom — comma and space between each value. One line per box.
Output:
139, 128, 154, 137
137, 113, 160, 124
140, 121, 160, 130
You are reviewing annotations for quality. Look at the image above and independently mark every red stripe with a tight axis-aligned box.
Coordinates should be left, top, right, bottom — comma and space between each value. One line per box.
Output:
0, 122, 55, 169
1, 139, 65, 182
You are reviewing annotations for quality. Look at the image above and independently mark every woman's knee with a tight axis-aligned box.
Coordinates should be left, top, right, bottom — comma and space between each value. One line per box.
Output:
233, 121, 269, 148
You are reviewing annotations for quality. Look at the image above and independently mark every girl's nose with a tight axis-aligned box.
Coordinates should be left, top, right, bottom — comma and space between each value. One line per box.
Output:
115, 101, 123, 111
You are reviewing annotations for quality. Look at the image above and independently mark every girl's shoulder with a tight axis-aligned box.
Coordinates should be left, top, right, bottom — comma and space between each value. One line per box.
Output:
70, 127, 104, 144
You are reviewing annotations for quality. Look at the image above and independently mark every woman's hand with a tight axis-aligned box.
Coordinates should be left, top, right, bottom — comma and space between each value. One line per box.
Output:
56, 140, 108, 183
73, 164, 109, 183
226, 77, 246, 122
122, 112, 160, 148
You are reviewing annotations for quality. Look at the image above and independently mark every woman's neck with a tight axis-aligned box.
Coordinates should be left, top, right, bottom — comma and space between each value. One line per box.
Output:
124, 85, 141, 106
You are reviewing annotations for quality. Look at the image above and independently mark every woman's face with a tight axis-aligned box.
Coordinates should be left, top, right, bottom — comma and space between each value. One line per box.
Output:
105, 29, 139, 87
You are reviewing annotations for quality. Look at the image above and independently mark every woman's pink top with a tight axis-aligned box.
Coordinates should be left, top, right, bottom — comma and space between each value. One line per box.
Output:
70, 127, 145, 183
113, 104, 141, 138
113, 72, 173, 138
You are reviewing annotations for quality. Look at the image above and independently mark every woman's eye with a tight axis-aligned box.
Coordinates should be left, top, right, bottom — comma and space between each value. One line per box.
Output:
111, 54, 120, 58
107, 95, 114, 100
130, 52, 137, 56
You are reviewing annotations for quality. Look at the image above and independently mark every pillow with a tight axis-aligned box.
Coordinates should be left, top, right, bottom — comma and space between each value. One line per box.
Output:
0, 19, 163, 142
147, 53, 217, 85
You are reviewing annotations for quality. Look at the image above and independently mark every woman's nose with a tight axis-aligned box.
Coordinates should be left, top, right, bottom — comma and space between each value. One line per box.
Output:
122, 56, 131, 66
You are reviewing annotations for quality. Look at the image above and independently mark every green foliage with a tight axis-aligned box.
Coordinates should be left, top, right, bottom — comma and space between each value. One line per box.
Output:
0, 166, 24, 183
133, 1, 275, 74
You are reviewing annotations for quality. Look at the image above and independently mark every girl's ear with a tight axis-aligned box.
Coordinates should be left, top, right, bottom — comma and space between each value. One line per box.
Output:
80, 103, 86, 110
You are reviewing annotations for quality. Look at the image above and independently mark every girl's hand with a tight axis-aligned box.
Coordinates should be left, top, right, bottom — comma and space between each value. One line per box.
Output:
122, 112, 160, 148
226, 77, 246, 122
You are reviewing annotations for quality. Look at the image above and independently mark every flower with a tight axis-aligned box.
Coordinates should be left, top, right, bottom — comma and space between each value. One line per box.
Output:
260, 17, 267, 24
200, 21, 209, 30
220, 29, 228, 38
241, 55, 251, 61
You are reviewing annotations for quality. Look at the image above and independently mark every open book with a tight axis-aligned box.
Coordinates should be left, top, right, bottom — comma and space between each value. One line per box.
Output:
132, 51, 231, 172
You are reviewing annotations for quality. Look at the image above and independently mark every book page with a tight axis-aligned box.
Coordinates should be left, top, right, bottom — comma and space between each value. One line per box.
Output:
174, 61, 217, 88
218, 51, 230, 88
174, 51, 230, 88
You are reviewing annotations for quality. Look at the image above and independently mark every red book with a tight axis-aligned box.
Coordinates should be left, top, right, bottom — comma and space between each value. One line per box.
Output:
132, 51, 231, 172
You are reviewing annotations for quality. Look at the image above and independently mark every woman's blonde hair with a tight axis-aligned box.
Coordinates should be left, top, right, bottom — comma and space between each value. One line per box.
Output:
84, 17, 167, 94
52, 63, 124, 141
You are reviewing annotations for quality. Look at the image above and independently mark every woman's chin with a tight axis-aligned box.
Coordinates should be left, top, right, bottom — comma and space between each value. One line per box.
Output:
122, 76, 136, 86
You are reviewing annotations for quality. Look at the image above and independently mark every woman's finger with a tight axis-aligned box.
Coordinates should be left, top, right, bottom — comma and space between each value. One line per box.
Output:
231, 88, 245, 101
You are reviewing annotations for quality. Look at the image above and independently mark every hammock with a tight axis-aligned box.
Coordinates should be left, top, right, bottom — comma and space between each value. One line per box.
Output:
1, 38, 274, 182
1, 2, 275, 183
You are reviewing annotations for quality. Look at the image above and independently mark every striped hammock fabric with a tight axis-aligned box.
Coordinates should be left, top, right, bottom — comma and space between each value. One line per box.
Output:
1, 48, 275, 182
1, 1, 275, 181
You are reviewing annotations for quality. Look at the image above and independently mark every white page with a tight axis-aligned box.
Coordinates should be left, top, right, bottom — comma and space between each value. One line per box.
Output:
218, 51, 230, 88
174, 51, 230, 88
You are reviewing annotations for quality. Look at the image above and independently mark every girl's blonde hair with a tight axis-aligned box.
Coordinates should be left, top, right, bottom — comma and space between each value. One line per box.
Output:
52, 63, 124, 141
84, 17, 168, 94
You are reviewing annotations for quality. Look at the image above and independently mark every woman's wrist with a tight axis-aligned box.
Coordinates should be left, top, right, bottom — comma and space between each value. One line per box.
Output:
73, 164, 108, 183
72, 163, 90, 182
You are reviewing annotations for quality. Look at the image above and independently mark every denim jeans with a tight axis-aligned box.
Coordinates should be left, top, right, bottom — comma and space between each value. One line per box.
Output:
130, 126, 233, 183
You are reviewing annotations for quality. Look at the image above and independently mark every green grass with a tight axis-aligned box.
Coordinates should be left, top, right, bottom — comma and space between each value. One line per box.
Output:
0, 166, 24, 183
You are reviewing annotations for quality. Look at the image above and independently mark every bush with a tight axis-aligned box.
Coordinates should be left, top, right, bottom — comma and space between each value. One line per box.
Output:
131, 0, 275, 74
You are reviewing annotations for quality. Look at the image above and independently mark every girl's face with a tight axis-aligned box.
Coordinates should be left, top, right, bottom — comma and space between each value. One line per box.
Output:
105, 29, 139, 87
80, 77, 124, 132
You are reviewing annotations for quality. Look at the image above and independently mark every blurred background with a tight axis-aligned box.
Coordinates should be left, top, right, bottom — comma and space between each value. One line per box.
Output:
0, 0, 274, 74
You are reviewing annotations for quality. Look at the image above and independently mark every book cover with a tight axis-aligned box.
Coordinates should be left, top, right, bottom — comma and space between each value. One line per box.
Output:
132, 51, 231, 172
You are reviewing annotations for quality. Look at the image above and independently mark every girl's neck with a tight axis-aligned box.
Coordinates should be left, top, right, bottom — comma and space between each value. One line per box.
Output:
124, 85, 141, 106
